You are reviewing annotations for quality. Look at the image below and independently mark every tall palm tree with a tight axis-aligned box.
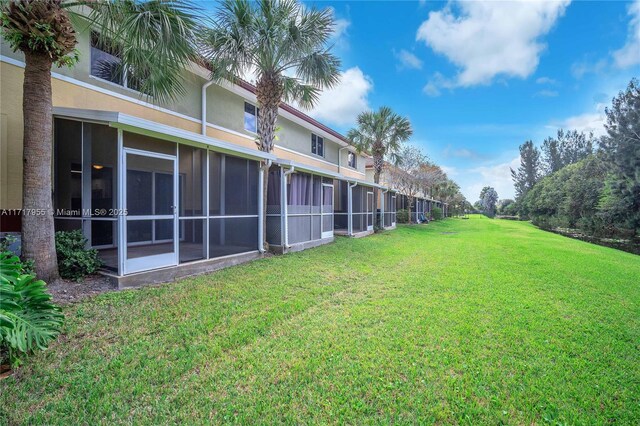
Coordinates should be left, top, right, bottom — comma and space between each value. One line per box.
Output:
203, 0, 341, 247
347, 106, 413, 184
347, 106, 412, 227
1, 0, 201, 282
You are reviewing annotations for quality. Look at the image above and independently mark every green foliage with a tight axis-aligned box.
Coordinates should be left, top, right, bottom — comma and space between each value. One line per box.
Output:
431, 206, 443, 220
601, 78, 640, 233
542, 129, 596, 174
511, 140, 541, 202
55, 231, 102, 281
204, 0, 341, 110
396, 209, 409, 224
0, 252, 64, 367
347, 106, 413, 169
479, 186, 498, 217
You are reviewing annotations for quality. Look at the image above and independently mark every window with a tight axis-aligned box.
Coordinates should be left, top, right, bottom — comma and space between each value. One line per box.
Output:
347, 151, 356, 168
244, 102, 258, 133
90, 32, 147, 93
311, 134, 324, 157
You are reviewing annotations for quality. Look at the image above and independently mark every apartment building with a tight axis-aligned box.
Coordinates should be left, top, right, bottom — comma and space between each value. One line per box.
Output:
0, 24, 404, 286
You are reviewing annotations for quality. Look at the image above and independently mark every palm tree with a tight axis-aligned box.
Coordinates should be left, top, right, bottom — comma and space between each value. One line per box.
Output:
203, 0, 341, 247
347, 106, 413, 184
1, 0, 201, 282
347, 106, 412, 227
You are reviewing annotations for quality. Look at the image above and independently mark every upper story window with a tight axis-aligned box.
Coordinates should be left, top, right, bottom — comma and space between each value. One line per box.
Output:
244, 102, 258, 133
347, 151, 357, 168
90, 32, 147, 93
311, 134, 324, 157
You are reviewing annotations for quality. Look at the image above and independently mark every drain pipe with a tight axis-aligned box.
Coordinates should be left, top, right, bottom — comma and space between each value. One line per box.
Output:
348, 181, 358, 236
282, 166, 296, 248
381, 188, 388, 229
258, 159, 273, 253
201, 80, 215, 135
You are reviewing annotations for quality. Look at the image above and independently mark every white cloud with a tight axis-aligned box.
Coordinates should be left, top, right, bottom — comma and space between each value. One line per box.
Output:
464, 156, 520, 201
417, 0, 570, 90
613, 0, 640, 68
570, 59, 607, 79
535, 89, 559, 98
328, 8, 351, 49
394, 49, 423, 70
536, 76, 558, 85
440, 165, 458, 177
422, 72, 455, 97
547, 102, 607, 137
307, 67, 373, 127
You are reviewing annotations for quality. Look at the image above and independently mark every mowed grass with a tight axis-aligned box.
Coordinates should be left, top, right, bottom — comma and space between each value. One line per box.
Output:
1, 216, 639, 424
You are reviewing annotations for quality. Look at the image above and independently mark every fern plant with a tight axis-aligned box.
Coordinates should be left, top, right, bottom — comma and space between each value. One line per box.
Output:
0, 252, 64, 367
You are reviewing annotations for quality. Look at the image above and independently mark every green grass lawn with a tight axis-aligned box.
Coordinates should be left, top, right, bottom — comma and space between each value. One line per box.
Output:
2, 215, 639, 424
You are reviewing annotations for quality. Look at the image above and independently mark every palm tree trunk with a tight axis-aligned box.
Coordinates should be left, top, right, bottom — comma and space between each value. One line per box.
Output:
256, 76, 283, 249
21, 51, 59, 282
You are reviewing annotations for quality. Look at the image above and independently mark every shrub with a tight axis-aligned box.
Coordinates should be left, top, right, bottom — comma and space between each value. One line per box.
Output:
431, 207, 443, 220
55, 230, 102, 281
396, 209, 409, 224
0, 252, 64, 367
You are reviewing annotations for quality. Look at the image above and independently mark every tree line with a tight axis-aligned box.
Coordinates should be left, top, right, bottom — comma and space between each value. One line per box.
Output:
509, 78, 640, 241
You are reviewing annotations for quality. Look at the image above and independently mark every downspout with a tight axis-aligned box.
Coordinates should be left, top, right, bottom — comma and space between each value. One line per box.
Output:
283, 166, 296, 248
201, 80, 215, 135
381, 188, 388, 229
348, 181, 358, 236
258, 159, 273, 253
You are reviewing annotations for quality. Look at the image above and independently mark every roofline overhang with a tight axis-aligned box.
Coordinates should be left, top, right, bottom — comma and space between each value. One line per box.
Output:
275, 159, 393, 191
53, 107, 276, 162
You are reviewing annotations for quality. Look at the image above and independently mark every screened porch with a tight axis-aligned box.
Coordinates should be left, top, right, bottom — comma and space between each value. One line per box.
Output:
52, 108, 274, 277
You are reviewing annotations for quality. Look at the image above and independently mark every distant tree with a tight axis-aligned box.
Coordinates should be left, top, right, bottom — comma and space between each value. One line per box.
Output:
348, 106, 413, 184
559, 129, 595, 166
348, 106, 412, 227
601, 78, 640, 234
523, 155, 607, 231
542, 129, 597, 175
387, 146, 425, 223
542, 136, 563, 174
479, 186, 499, 217
417, 162, 447, 199
497, 199, 515, 215
511, 141, 541, 214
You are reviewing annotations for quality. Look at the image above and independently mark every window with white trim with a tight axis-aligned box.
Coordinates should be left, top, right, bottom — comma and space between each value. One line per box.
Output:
311, 134, 324, 157
244, 102, 258, 133
347, 151, 357, 168
90, 32, 147, 93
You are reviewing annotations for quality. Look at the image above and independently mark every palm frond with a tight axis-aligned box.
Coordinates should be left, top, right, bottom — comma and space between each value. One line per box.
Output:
282, 76, 321, 109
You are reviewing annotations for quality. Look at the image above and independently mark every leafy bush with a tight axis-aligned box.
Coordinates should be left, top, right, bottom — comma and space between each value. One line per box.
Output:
55, 230, 102, 281
431, 207, 443, 220
0, 252, 64, 367
396, 209, 409, 224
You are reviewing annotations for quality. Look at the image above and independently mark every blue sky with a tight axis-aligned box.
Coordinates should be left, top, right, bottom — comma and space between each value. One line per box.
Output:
296, 0, 640, 202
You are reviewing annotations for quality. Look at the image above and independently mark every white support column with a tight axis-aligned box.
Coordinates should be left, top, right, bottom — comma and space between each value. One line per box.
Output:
205, 149, 210, 259
117, 129, 125, 276
258, 161, 264, 252
81, 123, 92, 247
